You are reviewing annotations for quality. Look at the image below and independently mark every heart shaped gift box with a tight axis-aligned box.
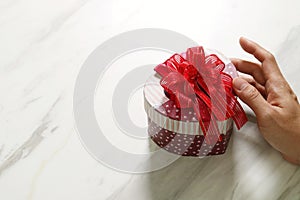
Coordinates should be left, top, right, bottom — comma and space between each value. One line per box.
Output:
143, 46, 247, 157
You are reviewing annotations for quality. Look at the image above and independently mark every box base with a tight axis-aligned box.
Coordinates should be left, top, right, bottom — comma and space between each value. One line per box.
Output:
148, 119, 233, 157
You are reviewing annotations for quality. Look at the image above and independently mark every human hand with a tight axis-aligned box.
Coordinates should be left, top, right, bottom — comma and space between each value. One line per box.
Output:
232, 37, 300, 165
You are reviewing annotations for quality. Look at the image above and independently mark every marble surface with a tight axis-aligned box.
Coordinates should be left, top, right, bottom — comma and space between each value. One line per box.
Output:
0, 0, 300, 199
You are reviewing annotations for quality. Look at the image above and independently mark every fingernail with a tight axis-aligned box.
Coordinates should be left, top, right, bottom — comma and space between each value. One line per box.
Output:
233, 78, 248, 91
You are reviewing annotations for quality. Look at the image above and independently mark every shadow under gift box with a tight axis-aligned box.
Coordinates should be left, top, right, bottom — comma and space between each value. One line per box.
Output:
144, 74, 233, 157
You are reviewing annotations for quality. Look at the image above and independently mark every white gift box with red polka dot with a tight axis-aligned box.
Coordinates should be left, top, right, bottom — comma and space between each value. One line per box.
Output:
143, 49, 238, 157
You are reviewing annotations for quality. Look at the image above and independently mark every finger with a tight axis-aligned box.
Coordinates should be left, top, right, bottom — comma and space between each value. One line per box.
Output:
233, 77, 270, 118
231, 58, 265, 85
239, 75, 267, 98
239, 37, 284, 80
239, 37, 273, 63
282, 153, 300, 165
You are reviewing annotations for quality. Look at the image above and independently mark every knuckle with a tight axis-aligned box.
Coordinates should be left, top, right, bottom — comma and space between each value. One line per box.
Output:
291, 93, 298, 102
295, 95, 299, 103
266, 79, 290, 94
266, 52, 275, 61
244, 85, 260, 100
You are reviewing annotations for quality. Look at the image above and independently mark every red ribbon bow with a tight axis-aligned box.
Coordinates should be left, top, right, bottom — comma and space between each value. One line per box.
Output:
155, 46, 247, 143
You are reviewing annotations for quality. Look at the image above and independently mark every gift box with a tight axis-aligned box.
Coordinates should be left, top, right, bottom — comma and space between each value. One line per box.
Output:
144, 46, 247, 157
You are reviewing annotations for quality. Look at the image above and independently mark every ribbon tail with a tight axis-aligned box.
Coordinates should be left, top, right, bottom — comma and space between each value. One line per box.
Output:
193, 98, 220, 145
232, 99, 248, 129
204, 115, 221, 144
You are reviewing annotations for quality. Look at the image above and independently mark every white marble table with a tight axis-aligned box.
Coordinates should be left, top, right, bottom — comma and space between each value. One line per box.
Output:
0, 0, 300, 199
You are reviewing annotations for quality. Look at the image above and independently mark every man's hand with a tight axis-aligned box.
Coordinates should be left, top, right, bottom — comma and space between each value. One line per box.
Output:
232, 37, 300, 165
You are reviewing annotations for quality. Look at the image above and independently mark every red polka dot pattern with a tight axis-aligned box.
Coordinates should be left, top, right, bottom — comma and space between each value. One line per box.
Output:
159, 100, 204, 122
148, 118, 233, 157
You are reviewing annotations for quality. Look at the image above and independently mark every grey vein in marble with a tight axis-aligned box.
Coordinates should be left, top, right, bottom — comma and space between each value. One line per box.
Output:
2, 0, 90, 72
0, 96, 61, 176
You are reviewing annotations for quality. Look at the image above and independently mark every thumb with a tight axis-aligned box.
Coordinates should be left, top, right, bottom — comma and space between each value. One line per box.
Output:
233, 77, 269, 117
